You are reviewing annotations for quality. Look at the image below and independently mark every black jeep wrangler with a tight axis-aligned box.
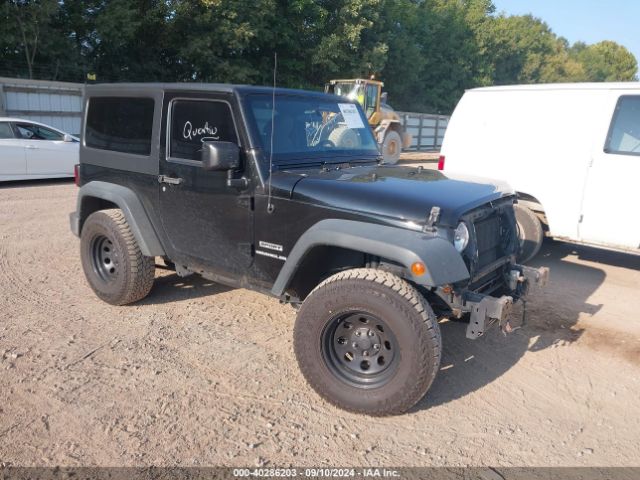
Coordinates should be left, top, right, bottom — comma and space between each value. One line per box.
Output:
70, 83, 548, 415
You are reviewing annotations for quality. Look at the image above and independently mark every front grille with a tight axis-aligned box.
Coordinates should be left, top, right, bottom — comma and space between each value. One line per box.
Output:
459, 198, 519, 292
474, 215, 502, 269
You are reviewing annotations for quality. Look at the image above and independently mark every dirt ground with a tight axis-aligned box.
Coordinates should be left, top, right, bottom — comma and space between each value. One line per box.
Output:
398, 151, 440, 162
1, 178, 639, 467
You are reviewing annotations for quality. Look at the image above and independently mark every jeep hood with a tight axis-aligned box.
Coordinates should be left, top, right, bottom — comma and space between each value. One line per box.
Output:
272, 164, 514, 227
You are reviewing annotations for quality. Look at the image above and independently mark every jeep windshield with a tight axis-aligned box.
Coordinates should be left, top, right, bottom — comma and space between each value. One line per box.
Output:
243, 93, 380, 165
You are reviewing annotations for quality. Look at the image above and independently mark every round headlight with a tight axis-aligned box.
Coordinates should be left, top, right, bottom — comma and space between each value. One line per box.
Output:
454, 222, 469, 252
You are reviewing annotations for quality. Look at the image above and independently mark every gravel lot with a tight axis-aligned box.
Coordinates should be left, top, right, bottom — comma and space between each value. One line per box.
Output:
1, 178, 639, 467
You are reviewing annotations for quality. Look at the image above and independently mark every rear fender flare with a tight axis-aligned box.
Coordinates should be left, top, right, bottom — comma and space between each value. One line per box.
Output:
74, 181, 165, 256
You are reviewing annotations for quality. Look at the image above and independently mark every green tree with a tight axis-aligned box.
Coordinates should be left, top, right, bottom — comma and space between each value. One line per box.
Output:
89, 0, 176, 82
572, 40, 638, 81
373, 0, 429, 110
476, 14, 560, 84
1, 0, 61, 79
375, 0, 491, 113
1, 0, 638, 113
164, 0, 386, 89
538, 38, 586, 83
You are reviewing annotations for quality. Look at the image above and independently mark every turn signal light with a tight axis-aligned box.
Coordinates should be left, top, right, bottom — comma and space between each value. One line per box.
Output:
411, 262, 426, 276
438, 155, 445, 171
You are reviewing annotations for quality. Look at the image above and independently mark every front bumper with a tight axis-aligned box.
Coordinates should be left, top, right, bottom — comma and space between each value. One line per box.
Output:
463, 265, 549, 339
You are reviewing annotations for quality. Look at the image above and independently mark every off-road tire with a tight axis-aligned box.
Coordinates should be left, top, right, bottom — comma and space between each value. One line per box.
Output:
381, 130, 402, 164
514, 204, 543, 264
80, 209, 155, 305
294, 268, 441, 416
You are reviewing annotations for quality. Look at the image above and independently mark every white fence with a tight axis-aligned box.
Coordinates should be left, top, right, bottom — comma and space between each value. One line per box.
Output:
397, 111, 449, 151
0, 77, 84, 135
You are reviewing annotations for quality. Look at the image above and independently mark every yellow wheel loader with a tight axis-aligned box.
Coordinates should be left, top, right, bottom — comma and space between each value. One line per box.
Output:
326, 78, 411, 164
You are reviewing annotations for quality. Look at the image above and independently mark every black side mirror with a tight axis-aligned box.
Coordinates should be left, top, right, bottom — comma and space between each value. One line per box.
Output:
201, 141, 240, 171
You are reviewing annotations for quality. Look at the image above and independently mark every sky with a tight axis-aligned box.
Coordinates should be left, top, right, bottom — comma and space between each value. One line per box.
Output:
492, 0, 640, 66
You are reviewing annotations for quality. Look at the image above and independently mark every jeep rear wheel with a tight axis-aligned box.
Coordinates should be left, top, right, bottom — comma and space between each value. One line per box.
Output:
80, 209, 155, 305
294, 268, 441, 416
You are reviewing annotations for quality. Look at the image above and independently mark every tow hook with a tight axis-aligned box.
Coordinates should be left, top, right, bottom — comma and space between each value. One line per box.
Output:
501, 317, 520, 335
520, 265, 550, 288
502, 319, 516, 335
466, 295, 513, 339
501, 299, 528, 336
509, 266, 550, 291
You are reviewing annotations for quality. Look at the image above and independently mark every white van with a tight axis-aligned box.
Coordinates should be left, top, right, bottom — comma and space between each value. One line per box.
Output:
439, 83, 640, 261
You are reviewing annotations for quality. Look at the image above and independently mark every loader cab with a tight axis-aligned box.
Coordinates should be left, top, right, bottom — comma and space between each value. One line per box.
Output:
326, 78, 410, 164
325, 79, 383, 125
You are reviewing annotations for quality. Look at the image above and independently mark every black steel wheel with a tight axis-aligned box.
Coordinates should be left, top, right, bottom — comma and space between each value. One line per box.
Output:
294, 268, 441, 416
322, 311, 399, 389
90, 234, 119, 283
80, 209, 155, 305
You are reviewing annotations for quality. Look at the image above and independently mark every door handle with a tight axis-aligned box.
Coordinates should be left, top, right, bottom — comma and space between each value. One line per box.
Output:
26, 145, 38, 149
158, 175, 184, 185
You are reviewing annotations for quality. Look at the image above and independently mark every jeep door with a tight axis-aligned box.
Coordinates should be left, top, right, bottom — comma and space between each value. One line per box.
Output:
579, 92, 640, 250
158, 94, 253, 276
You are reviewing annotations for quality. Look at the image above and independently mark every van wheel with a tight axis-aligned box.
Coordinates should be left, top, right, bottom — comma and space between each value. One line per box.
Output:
381, 130, 402, 164
80, 209, 155, 305
514, 204, 543, 264
294, 268, 441, 416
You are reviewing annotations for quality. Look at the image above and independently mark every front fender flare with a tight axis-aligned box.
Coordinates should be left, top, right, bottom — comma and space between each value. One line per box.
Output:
72, 181, 165, 257
271, 219, 469, 296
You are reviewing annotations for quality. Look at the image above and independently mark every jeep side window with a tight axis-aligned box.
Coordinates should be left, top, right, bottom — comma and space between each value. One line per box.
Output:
605, 95, 640, 155
169, 100, 238, 161
86, 97, 154, 155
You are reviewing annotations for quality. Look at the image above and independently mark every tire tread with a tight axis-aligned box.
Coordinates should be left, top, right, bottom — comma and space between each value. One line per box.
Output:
81, 209, 155, 305
296, 268, 441, 415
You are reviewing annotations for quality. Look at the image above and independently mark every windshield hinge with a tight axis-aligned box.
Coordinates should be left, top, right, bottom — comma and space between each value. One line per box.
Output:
423, 206, 441, 232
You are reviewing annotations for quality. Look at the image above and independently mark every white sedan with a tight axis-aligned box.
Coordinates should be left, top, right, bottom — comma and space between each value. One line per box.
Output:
0, 117, 79, 181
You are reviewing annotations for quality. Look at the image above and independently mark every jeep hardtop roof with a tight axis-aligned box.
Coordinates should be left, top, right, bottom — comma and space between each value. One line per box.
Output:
85, 82, 343, 101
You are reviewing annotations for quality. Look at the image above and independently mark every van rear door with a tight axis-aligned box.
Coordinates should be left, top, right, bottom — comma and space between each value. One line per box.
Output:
579, 92, 640, 250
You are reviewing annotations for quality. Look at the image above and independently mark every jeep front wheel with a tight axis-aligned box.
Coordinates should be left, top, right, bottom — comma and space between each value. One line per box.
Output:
514, 204, 543, 264
80, 209, 155, 305
294, 268, 441, 416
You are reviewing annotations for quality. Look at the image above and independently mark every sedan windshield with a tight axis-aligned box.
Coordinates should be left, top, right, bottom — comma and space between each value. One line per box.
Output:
243, 93, 380, 164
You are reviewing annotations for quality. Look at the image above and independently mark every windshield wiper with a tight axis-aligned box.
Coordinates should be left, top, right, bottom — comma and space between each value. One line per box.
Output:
276, 161, 326, 170
346, 158, 380, 164
274, 155, 380, 171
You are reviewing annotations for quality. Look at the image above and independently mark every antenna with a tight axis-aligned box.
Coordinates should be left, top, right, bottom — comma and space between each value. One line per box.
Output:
267, 52, 277, 214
